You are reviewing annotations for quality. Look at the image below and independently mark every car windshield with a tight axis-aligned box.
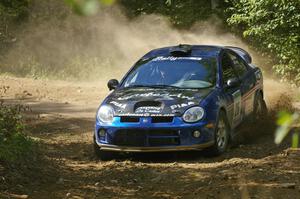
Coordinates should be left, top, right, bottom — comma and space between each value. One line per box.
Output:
122, 56, 217, 89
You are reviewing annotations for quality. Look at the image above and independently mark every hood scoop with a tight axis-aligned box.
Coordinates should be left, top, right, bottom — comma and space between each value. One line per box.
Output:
134, 101, 163, 114
107, 87, 213, 116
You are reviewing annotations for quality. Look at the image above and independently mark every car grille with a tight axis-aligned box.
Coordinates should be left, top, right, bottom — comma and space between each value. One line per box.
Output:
151, 116, 173, 123
120, 117, 139, 123
113, 129, 180, 147
120, 116, 174, 123
114, 130, 145, 146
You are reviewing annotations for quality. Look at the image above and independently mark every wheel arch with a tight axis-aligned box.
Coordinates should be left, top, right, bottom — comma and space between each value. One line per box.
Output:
219, 106, 231, 128
218, 106, 234, 141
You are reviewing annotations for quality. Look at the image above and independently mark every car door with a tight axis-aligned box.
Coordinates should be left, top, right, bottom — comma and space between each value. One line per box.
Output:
221, 51, 243, 128
228, 51, 256, 117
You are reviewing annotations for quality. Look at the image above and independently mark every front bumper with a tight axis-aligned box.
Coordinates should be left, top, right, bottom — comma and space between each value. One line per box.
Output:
97, 142, 214, 152
95, 116, 215, 152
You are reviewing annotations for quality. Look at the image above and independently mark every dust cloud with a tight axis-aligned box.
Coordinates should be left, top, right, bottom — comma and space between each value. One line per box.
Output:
1, 2, 295, 110
2, 3, 247, 79
264, 79, 294, 111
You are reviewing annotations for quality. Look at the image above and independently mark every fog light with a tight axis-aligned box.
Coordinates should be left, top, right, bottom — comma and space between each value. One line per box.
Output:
193, 130, 201, 138
99, 129, 106, 137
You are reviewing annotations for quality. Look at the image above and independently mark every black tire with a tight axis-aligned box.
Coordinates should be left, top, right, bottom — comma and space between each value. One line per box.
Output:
93, 136, 117, 161
253, 92, 268, 121
204, 111, 230, 156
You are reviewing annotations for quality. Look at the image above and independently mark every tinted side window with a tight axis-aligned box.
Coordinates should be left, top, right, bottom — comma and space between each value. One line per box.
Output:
222, 53, 236, 84
228, 52, 248, 77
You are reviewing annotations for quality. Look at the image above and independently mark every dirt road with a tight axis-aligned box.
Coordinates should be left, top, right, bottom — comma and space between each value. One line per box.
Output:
1, 76, 299, 199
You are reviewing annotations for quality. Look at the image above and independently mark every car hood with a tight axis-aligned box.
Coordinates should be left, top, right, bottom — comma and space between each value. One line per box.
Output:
105, 88, 213, 116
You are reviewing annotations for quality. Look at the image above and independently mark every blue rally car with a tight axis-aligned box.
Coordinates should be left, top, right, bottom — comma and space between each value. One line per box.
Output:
94, 45, 267, 160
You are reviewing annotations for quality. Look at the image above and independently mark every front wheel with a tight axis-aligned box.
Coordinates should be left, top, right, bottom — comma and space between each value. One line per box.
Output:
204, 111, 230, 156
93, 136, 117, 161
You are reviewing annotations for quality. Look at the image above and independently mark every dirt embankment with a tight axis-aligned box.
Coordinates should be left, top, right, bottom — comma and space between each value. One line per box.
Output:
0, 76, 300, 199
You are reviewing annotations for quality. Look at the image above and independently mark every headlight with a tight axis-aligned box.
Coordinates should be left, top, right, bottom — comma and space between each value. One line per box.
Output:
182, 106, 204, 123
97, 105, 114, 123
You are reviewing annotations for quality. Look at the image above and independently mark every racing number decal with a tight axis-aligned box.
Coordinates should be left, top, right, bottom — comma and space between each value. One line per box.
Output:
232, 90, 242, 121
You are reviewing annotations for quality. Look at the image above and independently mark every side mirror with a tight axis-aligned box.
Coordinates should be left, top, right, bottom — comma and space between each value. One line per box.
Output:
107, 79, 119, 90
226, 77, 240, 88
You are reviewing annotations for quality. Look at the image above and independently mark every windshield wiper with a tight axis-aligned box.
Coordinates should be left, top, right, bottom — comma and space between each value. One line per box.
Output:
125, 84, 180, 89
125, 85, 154, 88
148, 85, 180, 89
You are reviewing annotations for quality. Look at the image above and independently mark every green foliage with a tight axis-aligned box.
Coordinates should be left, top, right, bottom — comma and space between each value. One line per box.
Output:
118, 0, 214, 28
65, 0, 115, 16
0, 0, 29, 19
275, 111, 299, 148
0, 0, 30, 51
165, 0, 172, 6
226, 0, 300, 84
0, 102, 36, 164
0, 103, 23, 139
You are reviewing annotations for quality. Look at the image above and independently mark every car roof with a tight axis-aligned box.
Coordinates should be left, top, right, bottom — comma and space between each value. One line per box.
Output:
141, 45, 252, 63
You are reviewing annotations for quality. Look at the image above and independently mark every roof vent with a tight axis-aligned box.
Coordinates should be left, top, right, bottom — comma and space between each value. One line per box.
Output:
170, 44, 192, 57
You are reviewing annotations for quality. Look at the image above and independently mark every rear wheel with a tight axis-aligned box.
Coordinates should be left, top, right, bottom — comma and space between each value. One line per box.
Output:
93, 136, 117, 161
253, 92, 267, 121
204, 111, 230, 156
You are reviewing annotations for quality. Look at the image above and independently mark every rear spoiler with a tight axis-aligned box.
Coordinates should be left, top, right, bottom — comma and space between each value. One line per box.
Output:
225, 46, 252, 64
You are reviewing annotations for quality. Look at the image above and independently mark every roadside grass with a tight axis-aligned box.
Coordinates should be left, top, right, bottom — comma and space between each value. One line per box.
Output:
0, 101, 59, 197
0, 132, 37, 164
0, 102, 39, 165
0, 56, 125, 81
